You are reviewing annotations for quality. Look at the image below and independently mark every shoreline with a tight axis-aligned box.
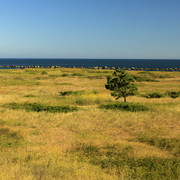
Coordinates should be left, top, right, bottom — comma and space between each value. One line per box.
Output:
0, 65, 179, 71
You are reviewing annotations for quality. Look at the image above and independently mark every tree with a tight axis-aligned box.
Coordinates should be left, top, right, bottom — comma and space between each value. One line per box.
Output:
105, 69, 138, 102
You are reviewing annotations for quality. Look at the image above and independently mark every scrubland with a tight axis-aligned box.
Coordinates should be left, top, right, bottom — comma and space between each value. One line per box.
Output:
0, 68, 179, 179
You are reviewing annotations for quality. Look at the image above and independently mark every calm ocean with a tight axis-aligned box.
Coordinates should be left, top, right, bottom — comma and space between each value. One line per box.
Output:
0, 59, 180, 69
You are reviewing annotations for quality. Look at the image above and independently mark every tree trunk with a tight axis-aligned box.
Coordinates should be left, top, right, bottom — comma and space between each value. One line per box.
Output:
124, 96, 126, 102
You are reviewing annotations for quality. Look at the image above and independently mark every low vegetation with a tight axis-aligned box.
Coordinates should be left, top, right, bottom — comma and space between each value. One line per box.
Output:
132, 75, 158, 82
72, 143, 179, 179
166, 91, 180, 98
3, 102, 78, 113
105, 69, 138, 102
60, 90, 85, 96
0, 68, 179, 179
0, 127, 23, 148
99, 102, 149, 112
144, 92, 164, 98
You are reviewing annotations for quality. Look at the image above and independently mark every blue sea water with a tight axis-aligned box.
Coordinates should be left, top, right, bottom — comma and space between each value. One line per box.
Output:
0, 59, 180, 69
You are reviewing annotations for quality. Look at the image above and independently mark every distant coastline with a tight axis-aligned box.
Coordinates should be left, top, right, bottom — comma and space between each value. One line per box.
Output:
0, 59, 180, 71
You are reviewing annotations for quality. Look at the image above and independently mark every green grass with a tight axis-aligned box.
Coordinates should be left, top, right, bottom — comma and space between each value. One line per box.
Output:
86, 75, 104, 79
24, 94, 37, 98
132, 75, 158, 82
3, 102, 78, 113
41, 70, 48, 75
137, 133, 180, 156
99, 102, 149, 112
0, 127, 23, 148
137, 71, 174, 78
0, 68, 179, 179
72, 143, 179, 179
71, 73, 84, 76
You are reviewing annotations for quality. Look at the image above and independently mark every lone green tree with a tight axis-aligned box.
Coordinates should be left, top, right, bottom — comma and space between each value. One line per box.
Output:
105, 69, 138, 102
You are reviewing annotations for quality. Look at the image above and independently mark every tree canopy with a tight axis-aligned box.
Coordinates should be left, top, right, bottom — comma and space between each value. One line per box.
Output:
105, 69, 138, 102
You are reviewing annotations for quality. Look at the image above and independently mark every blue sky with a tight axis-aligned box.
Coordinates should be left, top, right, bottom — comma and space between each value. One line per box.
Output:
0, 0, 180, 59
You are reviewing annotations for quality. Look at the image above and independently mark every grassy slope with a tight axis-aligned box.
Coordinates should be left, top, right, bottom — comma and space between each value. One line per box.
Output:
0, 68, 179, 179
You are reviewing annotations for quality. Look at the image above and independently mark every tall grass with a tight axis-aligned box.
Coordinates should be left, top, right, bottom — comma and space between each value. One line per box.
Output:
0, 68, 179, 179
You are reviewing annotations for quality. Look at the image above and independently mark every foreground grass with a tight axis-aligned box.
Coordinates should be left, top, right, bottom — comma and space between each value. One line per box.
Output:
0, 68, 180, 179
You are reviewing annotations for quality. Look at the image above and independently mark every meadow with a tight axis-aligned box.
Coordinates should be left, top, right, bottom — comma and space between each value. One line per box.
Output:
0, 68, 179, 179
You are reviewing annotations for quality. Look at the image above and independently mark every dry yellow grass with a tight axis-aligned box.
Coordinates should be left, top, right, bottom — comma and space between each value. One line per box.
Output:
0, 68, 179, 179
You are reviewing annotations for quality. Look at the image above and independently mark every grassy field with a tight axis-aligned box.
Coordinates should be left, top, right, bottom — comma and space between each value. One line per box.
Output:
0, 68, 179, 179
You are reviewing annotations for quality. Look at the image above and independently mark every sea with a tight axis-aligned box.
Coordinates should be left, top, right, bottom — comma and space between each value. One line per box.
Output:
0, 59, 180, 69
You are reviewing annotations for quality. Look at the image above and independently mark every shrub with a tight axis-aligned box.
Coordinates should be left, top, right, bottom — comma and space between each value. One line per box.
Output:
61, 73, 69, 77
99, 102, 148, 112
145, 92, 164, 98
166, 91, 180, 98
24, 94, 36, 97
60, 90, 85, 96
71, 73, 84, 76
4, 103, 78, 113
41, 70, 48, 75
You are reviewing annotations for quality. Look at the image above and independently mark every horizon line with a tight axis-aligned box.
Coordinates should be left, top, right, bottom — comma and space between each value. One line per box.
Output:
0, 58, 180, 60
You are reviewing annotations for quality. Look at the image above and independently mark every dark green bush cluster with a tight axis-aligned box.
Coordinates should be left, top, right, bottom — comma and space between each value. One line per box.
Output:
24, 94, 36, 97
144, 92, 164, 98
71, 73, 84, 76
144, 91, 180, 99
4, 103, 78, 113
60, 90, 85, 96
99, 102, 148, 112
166, 91, 180, 98
72, 143, 179, 179
60, 90, 99, 96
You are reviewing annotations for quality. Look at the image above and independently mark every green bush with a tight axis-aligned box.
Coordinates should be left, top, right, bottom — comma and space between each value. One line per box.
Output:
41, 70, 48, 75
61, 73, 69, 77
145, 92, 164, 98
24, 94, 36, 97
60, 90, 85, 96
99, 102, 148, 112
4, 103, 78, 113
166, 91, 180, 98
71, 73, 84, 76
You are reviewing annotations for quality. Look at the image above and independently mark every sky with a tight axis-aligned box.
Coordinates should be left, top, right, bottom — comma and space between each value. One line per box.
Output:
0, 0, 180, 59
